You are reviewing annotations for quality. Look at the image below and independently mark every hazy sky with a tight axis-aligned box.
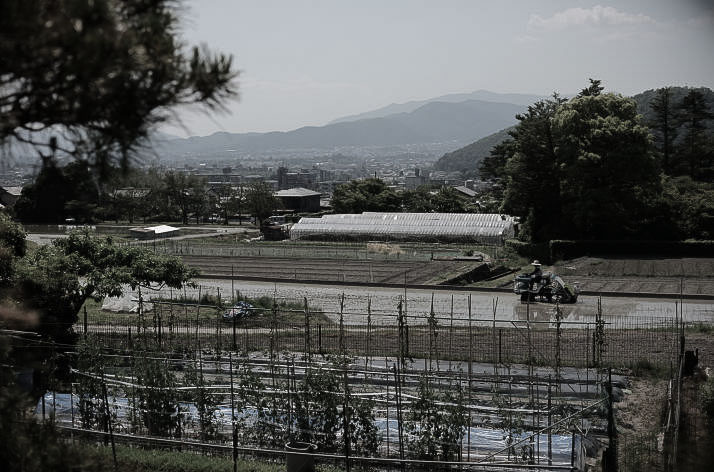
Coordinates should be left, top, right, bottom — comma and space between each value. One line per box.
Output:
164, 0, 714, 137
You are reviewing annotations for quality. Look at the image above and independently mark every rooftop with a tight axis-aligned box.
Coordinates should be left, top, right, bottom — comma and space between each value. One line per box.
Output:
276, 187, 321, 197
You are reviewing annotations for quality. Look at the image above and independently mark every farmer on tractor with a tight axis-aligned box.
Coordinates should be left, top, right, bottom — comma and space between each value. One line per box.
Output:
513, 260, 580, 304
529, 260, 542, 287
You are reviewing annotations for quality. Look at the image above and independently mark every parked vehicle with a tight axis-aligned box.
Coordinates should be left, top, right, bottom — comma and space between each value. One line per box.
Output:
222, 301, 255, 321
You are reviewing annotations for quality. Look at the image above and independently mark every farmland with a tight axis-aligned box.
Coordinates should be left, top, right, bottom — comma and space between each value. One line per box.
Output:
550, 256, 714, 295
29, 235, 714, 471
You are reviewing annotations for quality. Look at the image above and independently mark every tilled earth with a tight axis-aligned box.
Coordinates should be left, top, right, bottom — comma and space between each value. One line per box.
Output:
551, 257, 714, 295
181, 254, 481, 285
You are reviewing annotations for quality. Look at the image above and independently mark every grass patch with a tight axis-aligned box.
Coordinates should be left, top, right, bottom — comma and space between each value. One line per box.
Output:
629, 359, 671, 379
686, 322, 714, 334
85, 443, 270, 472
85, 443, 343, 472
78, 291, 333, 328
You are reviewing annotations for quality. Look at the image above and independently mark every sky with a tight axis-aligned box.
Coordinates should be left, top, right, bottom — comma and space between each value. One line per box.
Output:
163, 0, 714, 137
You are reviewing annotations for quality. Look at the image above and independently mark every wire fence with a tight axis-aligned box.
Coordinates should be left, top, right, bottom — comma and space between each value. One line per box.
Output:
140, 237, 504, 262
37, 342, 613, 472
80, 297, 684, 370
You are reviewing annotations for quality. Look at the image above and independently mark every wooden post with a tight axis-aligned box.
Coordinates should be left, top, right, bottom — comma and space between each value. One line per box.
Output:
449, 295, 454, 371
343, 369, 351, 472
101, 369, 118, 472
229, 353, 237, 472
232, 307, 237, 351
304, 297, 311, 362
366, 297, 372, 379
83, 306, 88, 337
428, 293, 434, 371
547, 375, 553, 465
339, 293, 345, 357
467, 294, 472, 462
386, 383, 390, 456
157, 307, 162, 350
499, 329, 503, 364
195, 286, 201, 346
393, 365, 405, 463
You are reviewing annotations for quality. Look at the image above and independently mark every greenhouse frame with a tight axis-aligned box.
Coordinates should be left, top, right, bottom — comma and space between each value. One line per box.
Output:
289, 212, 516, 244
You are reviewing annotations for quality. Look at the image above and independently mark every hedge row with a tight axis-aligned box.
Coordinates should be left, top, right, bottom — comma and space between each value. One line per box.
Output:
550, 240, 714, 261
504, 239, 550, 263
505, 239, 714, 263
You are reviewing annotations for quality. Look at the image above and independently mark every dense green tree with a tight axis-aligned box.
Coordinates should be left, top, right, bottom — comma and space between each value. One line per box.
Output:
331, 178, 400, 213
500, 96, 565, 241
483, 81, 660, 241
0, 0, 237, 174
661, 176, 714, 239
0, 213, 25, 286
676, 89, 714, 179
13, 231, 197, 344
479, 139, 515, 183
579, 78, 605, 97
401, 186, 435, 212
649, 87, 678, 173
244, 182, 280, 224
213, 184, 244, 225
14, 161, 100, 223
164, 171, 208, 224
554, 89, 660, 239
431, 186, 468, 213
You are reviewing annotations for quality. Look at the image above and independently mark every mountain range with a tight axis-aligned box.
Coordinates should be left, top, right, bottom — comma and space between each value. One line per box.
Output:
327, 90, 545, 124
151, 91, 543, 159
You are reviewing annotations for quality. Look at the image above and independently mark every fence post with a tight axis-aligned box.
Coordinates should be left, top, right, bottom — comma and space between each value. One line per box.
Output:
101, 368, 118, 472
304, 297, 311, 362
548, 376, 552, 466
83, 306, 88, 337
343, 369, 351, 472
605, 367, 618, 471
229, 353, 237, 472
232, 310, 237, 351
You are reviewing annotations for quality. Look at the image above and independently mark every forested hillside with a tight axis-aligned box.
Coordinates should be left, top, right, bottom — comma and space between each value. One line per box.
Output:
475, 81, 714, 242
433, 128, 511, 175
435, 86, 714, 178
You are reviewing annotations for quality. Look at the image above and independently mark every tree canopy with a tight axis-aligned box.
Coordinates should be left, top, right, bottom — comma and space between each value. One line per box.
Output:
0, 0, 237, 174
485, 80, 662, 241
331, 178, 401, 214
12, 231, 197, 343
245, 182, 280, 224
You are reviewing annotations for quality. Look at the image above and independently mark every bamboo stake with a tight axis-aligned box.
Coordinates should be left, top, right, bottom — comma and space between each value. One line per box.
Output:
449, 295, 454, 371
343, 369, 351, 472
366, 296, 372, 380
229, 353, 237, 472
304, 297, 311, 362
101, 368, 118, 472
467, 294, 472, 462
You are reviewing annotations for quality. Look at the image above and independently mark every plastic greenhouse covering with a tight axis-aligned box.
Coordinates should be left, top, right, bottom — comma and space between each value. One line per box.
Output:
289, 212, 516, 244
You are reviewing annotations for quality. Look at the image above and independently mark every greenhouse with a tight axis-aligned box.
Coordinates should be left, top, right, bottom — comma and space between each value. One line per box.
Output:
289, 212, 516, 244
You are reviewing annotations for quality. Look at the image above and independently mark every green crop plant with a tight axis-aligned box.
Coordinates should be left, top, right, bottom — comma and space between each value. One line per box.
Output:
74, 336, 118, 431
405, 374, 467, 462
182, 354, 222, 441
134, 354, 185, 437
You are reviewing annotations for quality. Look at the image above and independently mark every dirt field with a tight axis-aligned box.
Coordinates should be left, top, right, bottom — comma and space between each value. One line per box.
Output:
550, 257, 714, 295
181, 254, 482, 285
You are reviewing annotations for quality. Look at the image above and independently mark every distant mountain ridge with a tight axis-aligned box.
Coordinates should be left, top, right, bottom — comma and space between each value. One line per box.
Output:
328, 90, 547, 124
153, 98, 527, 158
434, 86, 714, 176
